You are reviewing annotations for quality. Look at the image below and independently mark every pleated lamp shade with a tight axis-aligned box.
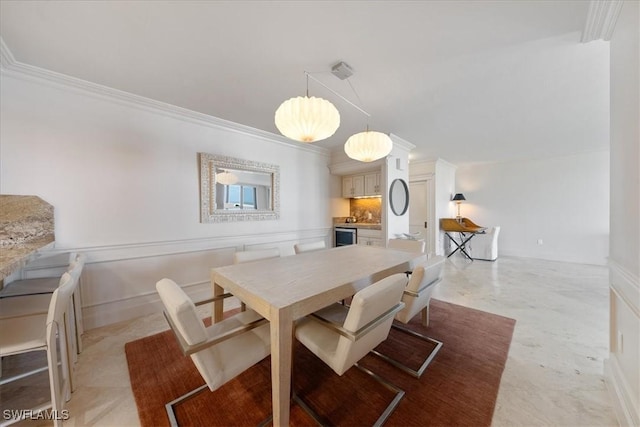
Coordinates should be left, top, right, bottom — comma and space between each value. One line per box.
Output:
344, 130, 393, 162
274, 96, 340, 143
217, 171, 239, 185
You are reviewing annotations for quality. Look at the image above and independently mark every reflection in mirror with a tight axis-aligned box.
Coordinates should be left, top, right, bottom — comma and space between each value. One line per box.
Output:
214, 168, 273, 211
199, 153, 280, 222
389, 178, 409, 216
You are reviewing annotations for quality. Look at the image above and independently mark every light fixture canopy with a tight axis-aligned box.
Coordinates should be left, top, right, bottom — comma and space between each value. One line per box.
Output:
344, 130, 393, 162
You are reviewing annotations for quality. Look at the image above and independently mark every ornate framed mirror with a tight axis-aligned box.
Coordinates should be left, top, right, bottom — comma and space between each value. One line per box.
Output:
199, 153, 280, 223
389, 178, 409, 216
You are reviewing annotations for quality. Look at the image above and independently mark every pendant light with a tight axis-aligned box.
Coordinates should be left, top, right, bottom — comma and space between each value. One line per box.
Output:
217, 170, 238, 185
275, 74, 340, 143
344, 127, 393, 162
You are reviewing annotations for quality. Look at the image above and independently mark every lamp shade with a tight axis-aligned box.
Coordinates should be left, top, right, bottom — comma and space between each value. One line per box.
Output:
274, 96, 340, 143
344, 130, 393, 162
217, 171, 239, 185
452, 193, 466, 201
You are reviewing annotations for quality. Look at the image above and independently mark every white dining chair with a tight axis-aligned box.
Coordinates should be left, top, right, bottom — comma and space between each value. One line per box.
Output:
233, 248, 280, 264
0, 258, 85, 392
294, 274, 407, 426
371, 256, 446, 378
0, 271, 78, 427
232, 248, 280, 311
293, 241, 326, 254
156, 278, 271, 427
387, 238, 426, 254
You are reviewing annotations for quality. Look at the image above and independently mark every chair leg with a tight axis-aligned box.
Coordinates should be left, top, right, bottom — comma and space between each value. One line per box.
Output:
293, 364, 405, 427
371, 323, 443, 378
165, 384, 209, 427
421, 306, 429, 327
166, 384, 272, 427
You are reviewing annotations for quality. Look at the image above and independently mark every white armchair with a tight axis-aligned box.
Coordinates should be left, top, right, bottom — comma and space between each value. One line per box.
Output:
470, 226, 501, 261
294, 274, 407, 425
372, 256, 445, 378
156, 279, 270, 427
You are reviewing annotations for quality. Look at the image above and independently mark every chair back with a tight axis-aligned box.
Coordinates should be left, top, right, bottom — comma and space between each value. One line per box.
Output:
157, 279, 227, 390
334, 274, 406, 375
395, 256, 445, 324
46, 272, 78, 414
294, 241, 326, 254
233, 248, 280, 264
68, 253, 86, 279
388, 238, 426, 253
490, 226, 501, 242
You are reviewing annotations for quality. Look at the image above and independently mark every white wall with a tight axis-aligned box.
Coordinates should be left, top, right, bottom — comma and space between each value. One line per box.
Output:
605, 1, 640, 425
0, 67, 332, 328
455, 151, 610, 265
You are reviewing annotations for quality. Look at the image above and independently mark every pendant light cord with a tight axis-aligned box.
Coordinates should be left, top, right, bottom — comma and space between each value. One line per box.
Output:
304, 71, 371, 118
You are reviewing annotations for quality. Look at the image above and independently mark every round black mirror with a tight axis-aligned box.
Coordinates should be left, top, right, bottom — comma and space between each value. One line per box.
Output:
389, 178, 409, 216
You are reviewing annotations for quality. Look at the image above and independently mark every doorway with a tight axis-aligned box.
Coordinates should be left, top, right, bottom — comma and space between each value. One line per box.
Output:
409, 178, 433, 256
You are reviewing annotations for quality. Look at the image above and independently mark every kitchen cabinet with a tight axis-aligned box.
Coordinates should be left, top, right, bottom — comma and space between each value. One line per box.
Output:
343, 172, 380, 198
342, 175, 365, 198
365, 172, 381, 196
357, 228, 383, 247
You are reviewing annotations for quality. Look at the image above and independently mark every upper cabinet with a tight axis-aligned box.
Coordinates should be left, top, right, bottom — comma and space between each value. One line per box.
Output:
364, 172, 381, 196
342, 175, 364, 198
343, 172, 380, 198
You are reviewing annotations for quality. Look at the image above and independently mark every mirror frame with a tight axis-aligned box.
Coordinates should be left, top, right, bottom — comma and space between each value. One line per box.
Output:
389, 178, 409, 216
199, 153, 280, 223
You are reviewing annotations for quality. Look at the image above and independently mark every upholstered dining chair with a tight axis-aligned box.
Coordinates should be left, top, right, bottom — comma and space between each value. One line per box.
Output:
233, 248, 280, 264
156, 279, 271, 427
0, 271, 77, 427
294, 274, 407, 426
387, 238, 426, 254
371, 256, 446, 378
388, 238, 426, 277
0, 257, 85, 391
293, 241, 326, 254
232, 248, 280, 312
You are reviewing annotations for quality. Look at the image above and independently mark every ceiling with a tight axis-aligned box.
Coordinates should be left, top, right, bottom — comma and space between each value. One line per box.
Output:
0, 1, 610, 164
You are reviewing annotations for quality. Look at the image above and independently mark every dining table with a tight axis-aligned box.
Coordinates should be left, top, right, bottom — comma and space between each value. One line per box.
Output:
210, 244, 426, 426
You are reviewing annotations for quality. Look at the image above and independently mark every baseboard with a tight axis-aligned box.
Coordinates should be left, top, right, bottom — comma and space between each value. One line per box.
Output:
604, 355, 640, 426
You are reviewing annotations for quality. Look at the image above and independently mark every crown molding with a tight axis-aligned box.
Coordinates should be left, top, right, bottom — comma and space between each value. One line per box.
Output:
581, 0, 624, 42
0, 37, 329, 157
389, 133, 416, 152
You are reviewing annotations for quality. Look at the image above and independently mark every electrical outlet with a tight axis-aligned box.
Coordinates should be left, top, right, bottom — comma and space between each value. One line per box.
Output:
537, 239, 543, 245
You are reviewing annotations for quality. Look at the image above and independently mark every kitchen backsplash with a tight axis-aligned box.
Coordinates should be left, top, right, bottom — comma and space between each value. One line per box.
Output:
350, 198, 382, 223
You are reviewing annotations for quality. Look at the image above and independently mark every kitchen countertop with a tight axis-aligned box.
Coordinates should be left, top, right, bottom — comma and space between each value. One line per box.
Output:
0, 195, 55, 281
334, 223, 382, 230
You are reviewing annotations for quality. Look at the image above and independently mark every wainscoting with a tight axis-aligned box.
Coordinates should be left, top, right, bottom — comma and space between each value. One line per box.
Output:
16, 228, 332, 330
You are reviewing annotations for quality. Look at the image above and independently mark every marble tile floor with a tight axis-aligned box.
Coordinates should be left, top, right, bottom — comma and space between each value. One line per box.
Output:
1, 255, 618, 426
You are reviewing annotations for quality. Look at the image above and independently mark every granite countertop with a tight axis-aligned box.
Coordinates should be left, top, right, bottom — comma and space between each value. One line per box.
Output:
334, 223, 382, 230
0, 195, 55, 281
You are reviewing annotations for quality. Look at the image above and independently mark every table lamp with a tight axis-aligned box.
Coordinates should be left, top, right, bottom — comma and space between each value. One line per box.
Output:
452, 193, 466, 222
